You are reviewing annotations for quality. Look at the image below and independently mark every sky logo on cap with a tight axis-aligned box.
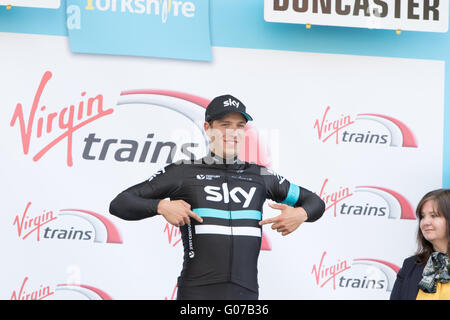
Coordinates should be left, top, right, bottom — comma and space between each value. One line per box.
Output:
223, 98, 240, 108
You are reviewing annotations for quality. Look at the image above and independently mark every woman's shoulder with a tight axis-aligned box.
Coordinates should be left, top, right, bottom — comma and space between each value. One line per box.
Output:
402, 255, 421, 265
403, 255, 419, 264
400, 255, 424, 272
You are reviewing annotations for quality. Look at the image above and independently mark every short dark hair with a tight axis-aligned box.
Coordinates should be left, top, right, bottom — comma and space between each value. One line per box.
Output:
415, 189, 450, 264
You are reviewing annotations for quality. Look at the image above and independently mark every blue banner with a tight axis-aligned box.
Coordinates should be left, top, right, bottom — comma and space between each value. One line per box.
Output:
66, 0, 212, 61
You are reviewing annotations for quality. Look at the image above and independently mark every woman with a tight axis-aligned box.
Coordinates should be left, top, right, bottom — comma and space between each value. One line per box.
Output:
390, 189, 450, 300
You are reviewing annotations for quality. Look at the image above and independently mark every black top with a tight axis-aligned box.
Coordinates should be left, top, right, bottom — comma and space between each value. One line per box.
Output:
109, 152, 325, 292
390, 255, 426, 300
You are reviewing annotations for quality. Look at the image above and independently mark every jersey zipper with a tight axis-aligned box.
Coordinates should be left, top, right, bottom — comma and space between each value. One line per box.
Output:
225, 168, 233, 283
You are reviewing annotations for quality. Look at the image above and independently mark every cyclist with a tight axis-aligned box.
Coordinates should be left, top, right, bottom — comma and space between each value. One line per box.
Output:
109, 94, 325, 300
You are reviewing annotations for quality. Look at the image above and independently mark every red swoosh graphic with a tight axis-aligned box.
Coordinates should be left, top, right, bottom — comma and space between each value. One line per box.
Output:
57, 284, 113, 300
120, 89, 210, 108
357, 113, 418, 148
356, 186, 416, 220
60, 209, 123, 244
353, 258, 400, 274
261, 231, 272, 251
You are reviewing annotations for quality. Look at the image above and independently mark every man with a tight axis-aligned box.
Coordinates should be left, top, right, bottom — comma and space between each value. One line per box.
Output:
109, 94, 325, 300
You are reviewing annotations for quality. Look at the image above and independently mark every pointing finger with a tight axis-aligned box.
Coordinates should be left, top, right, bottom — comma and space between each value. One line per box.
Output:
188, 210, 203, 223
259, 215, 280, 226
259, 218, 274, 226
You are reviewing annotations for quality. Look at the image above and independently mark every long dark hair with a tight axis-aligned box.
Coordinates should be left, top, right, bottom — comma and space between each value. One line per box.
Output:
415, 189, 450, 264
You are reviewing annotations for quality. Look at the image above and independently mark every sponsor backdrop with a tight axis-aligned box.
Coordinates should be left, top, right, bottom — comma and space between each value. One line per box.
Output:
0, 0, 448, 300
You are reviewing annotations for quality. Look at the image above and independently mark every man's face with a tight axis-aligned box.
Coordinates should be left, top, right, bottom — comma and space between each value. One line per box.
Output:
204, 112, 247, 159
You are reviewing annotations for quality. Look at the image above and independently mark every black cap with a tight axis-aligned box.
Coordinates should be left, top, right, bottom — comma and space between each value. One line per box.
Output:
205, 94, 253, 122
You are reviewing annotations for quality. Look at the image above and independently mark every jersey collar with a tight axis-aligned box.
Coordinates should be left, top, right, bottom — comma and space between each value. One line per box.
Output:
203, 151, 244, 166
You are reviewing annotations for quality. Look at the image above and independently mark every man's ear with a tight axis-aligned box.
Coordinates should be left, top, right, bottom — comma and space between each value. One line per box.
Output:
204, 121, 213, 142
204, 121, 210, 132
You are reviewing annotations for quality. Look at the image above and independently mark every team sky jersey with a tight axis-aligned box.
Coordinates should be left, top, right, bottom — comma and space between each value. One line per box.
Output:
109, 152, 325, 292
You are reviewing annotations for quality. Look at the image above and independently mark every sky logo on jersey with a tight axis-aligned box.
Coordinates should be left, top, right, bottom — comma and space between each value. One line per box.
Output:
318, 178, 416, 220
13, 201, 123, 244
311, 251, 400, 292
314, 106, 418, 148
204, 183, 256, 208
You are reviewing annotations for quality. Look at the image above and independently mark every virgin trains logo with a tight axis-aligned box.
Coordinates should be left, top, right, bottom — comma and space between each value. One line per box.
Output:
10, 72, 272, 168
312, 251, 400, 292
10, 71, 114, 167
11, 276, 112, 300
318, 178, 416, 220
13, 202, 123, 243
314, 106, 418, 148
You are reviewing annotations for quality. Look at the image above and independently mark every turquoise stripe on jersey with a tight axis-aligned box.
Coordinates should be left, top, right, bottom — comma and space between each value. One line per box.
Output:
281, 183, 300, 206
193, 208, 261, 220
231, 210, 262, 220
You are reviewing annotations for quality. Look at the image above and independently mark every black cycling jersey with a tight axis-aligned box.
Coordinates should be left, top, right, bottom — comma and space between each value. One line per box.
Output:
176, 282, 258, 300
109, 152, 325, 293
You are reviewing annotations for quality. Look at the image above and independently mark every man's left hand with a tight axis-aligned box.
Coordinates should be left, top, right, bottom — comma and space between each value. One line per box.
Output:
259, 203, 308, 236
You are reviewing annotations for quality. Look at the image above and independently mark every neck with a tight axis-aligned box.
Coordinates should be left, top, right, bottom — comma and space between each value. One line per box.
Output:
209, 148, 237, 160
207, 149, 239, 164
432, 241, 448, 254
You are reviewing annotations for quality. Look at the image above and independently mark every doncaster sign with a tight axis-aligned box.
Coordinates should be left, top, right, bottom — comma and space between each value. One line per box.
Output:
264, 0, 449, 33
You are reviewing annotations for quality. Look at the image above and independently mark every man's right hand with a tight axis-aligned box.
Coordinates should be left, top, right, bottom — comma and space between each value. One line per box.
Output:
157, 199, 203, 227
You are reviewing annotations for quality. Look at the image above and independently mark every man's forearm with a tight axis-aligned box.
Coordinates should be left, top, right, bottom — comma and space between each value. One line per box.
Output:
298, 189, 325, 222
109, 191, 162, 221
